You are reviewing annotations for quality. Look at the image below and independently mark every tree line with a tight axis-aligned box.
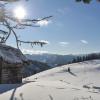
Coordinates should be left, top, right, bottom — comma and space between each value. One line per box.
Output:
68, 53, 100, 64
76, 0, 100, 4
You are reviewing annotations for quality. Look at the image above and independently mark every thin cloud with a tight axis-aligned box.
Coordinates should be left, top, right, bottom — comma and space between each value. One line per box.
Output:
36, 20, 51, 27
59, 42, 69, 46
57, 7, 70, 15
81, 40, 88, 44
22, 49, 48, 54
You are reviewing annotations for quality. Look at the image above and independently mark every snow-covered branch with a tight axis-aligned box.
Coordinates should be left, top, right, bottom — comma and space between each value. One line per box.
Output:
0, 1, 52, 49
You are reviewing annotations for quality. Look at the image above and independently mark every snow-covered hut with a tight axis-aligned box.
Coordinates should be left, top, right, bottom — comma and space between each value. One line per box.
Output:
0, 44, 27, 84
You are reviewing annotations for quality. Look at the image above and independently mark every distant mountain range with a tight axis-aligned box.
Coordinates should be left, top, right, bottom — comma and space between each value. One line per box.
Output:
25, 53, 77, 67
24, 53, 100, 77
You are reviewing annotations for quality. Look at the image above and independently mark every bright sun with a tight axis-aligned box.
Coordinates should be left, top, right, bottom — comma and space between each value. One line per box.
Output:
13, 6, 26, 19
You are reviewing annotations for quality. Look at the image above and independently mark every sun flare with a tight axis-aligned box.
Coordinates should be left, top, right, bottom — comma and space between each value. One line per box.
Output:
13, 6, 26, 19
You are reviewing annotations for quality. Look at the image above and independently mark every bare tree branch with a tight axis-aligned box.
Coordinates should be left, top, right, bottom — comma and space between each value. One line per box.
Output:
0, 1, 52, 49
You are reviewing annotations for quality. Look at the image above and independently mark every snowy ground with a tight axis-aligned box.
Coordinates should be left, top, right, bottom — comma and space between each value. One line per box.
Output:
0, 60, 100, 100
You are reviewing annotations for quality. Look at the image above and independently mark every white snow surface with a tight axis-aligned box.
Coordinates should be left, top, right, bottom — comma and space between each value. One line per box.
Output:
0, 44, 27, 63
0, 60, 100, 100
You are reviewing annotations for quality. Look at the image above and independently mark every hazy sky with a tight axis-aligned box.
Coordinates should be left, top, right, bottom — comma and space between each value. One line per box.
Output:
7, 0, 100, 55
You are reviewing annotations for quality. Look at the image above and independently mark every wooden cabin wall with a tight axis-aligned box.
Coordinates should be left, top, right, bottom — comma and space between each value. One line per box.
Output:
0, 58, 3, 83
1, 62, 23, 84
1, 68, 9, 83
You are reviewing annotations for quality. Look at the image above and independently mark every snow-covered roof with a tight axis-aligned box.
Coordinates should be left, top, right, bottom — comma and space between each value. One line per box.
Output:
0, 44, 27, 64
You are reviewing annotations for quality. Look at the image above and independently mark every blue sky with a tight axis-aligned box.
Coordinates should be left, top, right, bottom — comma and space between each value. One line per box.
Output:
7, 0, 100, 55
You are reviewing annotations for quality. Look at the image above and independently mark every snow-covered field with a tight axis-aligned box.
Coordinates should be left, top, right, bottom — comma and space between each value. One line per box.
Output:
0, 60, 100, 100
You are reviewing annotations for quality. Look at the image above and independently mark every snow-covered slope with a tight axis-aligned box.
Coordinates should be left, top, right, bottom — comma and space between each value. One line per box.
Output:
0, 60, 100, 100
